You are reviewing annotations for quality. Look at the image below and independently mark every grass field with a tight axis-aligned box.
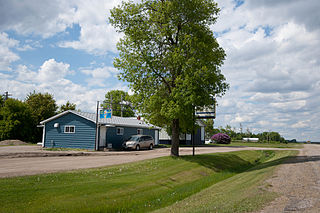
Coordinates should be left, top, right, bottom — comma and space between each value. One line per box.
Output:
211, 141, 303, 149
0, 150, 297, 212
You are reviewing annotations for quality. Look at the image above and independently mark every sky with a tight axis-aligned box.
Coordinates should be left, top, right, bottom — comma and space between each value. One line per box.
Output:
0, 0, 319, 141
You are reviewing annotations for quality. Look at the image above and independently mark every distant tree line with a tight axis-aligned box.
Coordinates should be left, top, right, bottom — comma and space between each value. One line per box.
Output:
204, 120, 286, 143
0, 92, 77, 143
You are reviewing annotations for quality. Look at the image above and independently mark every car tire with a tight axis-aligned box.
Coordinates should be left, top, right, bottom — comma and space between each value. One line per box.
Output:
136, 145, 140, 151
149, 144, 153, 150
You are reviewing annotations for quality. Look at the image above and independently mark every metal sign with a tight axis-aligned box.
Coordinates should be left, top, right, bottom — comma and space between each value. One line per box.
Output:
195, 105, 216, 119
100, 109, 112, 119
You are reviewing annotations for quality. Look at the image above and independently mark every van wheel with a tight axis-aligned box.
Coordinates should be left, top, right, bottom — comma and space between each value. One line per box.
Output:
149, 144, 153, 150
136, 145, 140, 151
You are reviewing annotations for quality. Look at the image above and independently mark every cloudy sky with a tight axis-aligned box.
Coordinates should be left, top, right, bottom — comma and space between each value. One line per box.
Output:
0, 0, 319, 141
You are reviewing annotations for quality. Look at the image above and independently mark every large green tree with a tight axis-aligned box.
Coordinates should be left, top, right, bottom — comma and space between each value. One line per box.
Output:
110, 0, 228, 156
102, 90, 135, 117
0, 95, 4, 107
25, 92, 58, 142
0, 99, 33, 141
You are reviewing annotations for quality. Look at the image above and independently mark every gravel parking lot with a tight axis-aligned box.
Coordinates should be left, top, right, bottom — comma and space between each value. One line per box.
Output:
0, 145, 298, 178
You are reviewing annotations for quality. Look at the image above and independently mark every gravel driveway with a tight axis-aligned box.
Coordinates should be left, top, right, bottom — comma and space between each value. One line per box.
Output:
0, 145, 296, 178
257, 144, 320, 213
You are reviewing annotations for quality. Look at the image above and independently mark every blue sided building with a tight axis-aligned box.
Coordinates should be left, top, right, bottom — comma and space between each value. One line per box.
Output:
39, 110, 160, 150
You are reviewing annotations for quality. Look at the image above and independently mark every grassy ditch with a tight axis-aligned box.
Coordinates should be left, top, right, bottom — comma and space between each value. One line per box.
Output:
0, 150, 296, 212
155, 150, 298, 213
210, 141, 303, 149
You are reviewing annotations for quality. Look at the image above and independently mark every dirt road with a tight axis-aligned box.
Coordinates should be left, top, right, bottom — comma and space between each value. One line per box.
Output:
258, 144, 320, 213
0, 145, 295, 178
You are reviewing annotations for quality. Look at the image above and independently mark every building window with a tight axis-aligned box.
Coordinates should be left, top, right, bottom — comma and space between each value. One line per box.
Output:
64, 125, 75, 133
137, 129, 143, 135
116, 127, 124, 135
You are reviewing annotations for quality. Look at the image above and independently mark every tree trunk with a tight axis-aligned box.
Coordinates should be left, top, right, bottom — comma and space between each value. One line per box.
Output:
171, 119, 180, 157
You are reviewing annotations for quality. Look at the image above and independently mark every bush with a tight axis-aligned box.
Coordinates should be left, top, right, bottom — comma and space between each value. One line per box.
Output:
211, 133, 231, 144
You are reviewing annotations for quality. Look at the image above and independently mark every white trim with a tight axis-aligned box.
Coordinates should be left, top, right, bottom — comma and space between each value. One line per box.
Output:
40, 110, 96, 124
186, 134, 191, 140
116, 127, 124, 135
155, 130, 159, 145
40, 111, 70, 124
42, 125, 45, 147
201, 127, 205, 141
64, 125, 75, 133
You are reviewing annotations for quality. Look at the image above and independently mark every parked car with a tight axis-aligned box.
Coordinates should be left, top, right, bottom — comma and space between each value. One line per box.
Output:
122, 135, 154, 151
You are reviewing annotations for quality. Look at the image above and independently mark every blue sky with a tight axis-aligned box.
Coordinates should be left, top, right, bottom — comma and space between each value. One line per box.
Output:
0, 0, 319, 141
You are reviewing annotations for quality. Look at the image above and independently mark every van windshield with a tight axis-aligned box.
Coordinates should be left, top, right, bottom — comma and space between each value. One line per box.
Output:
128, 136, 140, 141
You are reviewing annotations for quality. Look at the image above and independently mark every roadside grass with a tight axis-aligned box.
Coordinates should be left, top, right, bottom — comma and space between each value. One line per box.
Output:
161, 141, 302, 149
44, 147, 93, 151
155, 150, 298, 213
0, 150, 296, 212
211, 141, 303, 148
0, 143, 36, 147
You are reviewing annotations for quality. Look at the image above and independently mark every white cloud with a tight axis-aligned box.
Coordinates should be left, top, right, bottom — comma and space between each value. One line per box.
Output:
213, 0, 320, 141
38, 59, 73, 82
81, 66, 119, 87
0, 0, 121, 54
0, 72, 11, 79
2, 58, 129, 112
292, 120, 310, 129
59, 0, 121, 54
0, 33, 20, 70
0, 0, 76, 38
16, 59, 73, 83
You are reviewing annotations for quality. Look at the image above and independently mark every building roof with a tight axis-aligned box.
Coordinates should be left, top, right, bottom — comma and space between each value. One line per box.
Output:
40, 110, 161, 129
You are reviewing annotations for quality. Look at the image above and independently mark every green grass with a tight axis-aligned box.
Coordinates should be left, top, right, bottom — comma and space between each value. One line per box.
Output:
154, 150, 298, 213
161, 141, 302, 149
210, 141, 303, 149
44, 147, 92, 151
0, 143, 36, 147
0, 150, 297, 213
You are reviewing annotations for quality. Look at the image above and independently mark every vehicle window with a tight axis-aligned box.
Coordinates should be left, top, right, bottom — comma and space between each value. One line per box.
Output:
128, 136, 139, 141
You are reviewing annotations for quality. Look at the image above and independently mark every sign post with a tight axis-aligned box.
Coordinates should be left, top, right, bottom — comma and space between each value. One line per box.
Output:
193, 98, 216, 156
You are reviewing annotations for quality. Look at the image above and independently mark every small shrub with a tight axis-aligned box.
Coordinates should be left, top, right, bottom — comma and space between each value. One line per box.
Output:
211, 133, 231, 144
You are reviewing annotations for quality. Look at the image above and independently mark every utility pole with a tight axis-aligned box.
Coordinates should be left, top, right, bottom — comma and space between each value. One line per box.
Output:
110, 95, 113, 116
94, 101, 99, 151
192, 105, 195, 156
3, 91, 12, 100
121, 94, 123, 117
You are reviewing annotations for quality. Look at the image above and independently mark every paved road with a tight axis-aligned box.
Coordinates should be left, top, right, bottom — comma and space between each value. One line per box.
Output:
0, 145, 296, 178
258, 144, 320, 213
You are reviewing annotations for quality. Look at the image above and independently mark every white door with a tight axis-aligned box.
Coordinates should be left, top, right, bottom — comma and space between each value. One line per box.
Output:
201, 127, 205, 141
154, 130, 159, 145
99, 126, 107, 147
